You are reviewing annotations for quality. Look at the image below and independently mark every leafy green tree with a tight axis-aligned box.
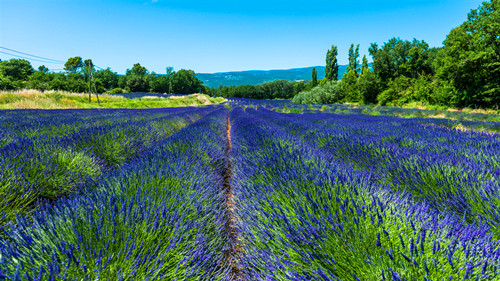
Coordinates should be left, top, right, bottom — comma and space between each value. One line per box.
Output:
292, 81, 345, 104
0, 77, 16, 90
358, 70, 380, 104
66, 74, 87, 93
259, 80, 294, 99
127, 63, 148, 76
325, 45, 339, 81
171, 69, 202, 94
118, 76, 127, 90
369, 38, 431, 86
146, 73, 168, 93
123, 63, 149, 92
166, 66, 174, 77
83, 59, 95, 82
0, 59, 34, 81
29, 70, 50, 91
437, 0, 500, 108
361, 55, 370, 75
377, 76, 412, 106
341, 69, 360, 102
401, 43, 433, 78
94, 68, 119, 90
64, 56, 83, 72
38, 65, 49, 73
312, 68, 318, 87
126, 75, 149, 92
84, 59, 94, 71
347, 44, 360, 76
49, 77, 67, 91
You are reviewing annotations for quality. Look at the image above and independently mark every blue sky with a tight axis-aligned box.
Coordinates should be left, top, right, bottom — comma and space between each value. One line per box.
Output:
0, 0, 484, 74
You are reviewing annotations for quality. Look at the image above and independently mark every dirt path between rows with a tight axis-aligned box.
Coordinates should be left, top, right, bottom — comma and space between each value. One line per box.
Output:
222, 112, 244, 280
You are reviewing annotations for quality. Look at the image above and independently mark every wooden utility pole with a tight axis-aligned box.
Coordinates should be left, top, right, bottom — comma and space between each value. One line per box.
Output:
91, 71, 100, 104
87, 60, 100, 104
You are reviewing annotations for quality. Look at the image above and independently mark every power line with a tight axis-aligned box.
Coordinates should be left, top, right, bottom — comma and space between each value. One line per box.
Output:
0, 46, 107, 72
0, 46, 65, 63
0, 50, 65, 64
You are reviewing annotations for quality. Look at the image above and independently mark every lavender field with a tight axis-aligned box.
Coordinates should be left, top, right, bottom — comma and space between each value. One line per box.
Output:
1, 100, 500, 280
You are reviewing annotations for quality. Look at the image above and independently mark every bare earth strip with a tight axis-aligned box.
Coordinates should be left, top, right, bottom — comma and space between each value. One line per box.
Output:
222, 112, 244, 280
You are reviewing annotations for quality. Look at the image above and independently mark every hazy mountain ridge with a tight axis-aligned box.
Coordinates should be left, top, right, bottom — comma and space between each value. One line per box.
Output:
198, 65, 348, 88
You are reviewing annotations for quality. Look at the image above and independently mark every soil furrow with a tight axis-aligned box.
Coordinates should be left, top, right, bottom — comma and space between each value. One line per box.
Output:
222, 112, 244, 280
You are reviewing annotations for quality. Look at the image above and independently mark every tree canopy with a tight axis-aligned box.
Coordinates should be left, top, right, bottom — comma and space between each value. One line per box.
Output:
64, 57, 83, 73
294, 0, 499, 109
325, 45, 339, 81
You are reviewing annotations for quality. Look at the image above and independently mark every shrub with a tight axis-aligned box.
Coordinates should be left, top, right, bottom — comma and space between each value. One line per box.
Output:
378, 76, 411, 106
106, 87, 123, 94
49, 91, 64, 101
292, 81, 345, 104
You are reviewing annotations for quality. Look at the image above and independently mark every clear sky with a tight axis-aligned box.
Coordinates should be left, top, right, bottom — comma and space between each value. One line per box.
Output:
0, 0, 485, 74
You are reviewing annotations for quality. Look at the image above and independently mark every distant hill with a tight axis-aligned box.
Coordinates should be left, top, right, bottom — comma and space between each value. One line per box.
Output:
197, 65, 348, 88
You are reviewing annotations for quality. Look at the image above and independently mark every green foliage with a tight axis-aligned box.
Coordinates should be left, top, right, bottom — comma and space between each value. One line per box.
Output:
0, 76, 17, 90
431, 79, 458, 107
1, 0, 498, 110
0, 59, 34, 80
214, 79, 307, 99
325, 45, 339, 81
369, 38, 432, 86
340, 69, 360, 102
0, 91, 225, 109
49, 91, 64, 101
171, 69, 202, 94
378, 76, 412, 106
83, 59, 94, 72
28, 71, 50, 91
38, 65, 49, 73
106, 87, 123, 94
437, 0, 500, 108
361, 55, 370, 75
64, 56, 83, 72
311, 67, 318, 87
358, 70, 380, 104
126, 75, 149, 92
292, 81, 345, 104
94, 68, 119, 90
378, 75, 439, 106
347, 43, 360, 76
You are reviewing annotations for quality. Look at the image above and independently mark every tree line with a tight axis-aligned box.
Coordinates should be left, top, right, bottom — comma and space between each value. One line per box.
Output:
205, 80, 311, 99
1, 0, 497, 108
294, 0, 499, 109
0, 56, 205, 95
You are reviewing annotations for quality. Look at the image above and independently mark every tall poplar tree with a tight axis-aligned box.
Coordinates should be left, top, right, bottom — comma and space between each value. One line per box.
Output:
325, 45, 339, 81
361, 55, 370, 74
312, 67, 318, 86
354, 44, 360, 74
347, 44, 361, 76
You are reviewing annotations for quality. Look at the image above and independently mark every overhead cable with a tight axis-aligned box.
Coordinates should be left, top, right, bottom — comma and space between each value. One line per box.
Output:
0, 46, 65, 63
0, 50, 65, 64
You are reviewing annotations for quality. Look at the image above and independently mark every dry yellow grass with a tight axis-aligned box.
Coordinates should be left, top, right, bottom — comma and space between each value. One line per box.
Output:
0, 89, 226, 109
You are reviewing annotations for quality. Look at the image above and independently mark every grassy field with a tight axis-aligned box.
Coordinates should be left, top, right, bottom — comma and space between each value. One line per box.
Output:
0, 90, 226, 109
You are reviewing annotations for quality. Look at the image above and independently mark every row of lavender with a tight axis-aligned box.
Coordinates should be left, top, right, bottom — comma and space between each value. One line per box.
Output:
245, 108, 500, 233
230, 107, 500, 280
2, 103, 500, 280
0, 107, 234, 280
228, 97, 500, 131
0, 107, 215, 233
